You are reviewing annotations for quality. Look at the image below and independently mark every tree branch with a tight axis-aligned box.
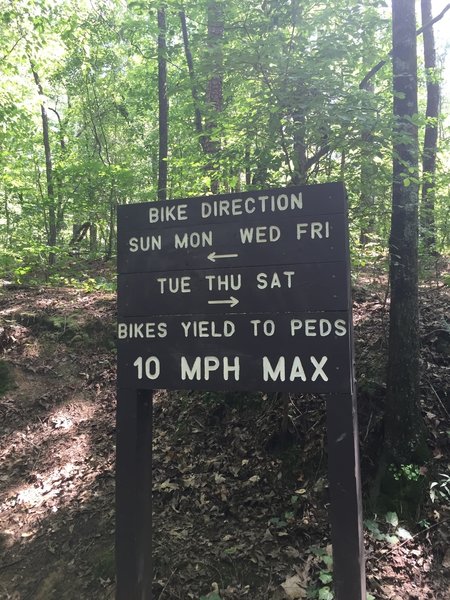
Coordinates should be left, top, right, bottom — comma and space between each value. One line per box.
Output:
306, 2, 450, 173
1, 35, 25, 62
359, 2, 450, 90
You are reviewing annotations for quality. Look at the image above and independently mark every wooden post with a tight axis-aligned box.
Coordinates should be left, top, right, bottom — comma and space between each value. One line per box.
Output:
326, 392, 365, 600
116, 388, 153, 600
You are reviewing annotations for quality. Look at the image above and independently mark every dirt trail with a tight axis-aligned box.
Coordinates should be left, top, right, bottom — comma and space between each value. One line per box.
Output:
0, 287, 116, 600
0, 283, 449, 599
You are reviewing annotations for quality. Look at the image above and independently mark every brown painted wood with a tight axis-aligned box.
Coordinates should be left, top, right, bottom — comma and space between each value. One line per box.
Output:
326, 392, 365, 600
117, 182, 346, 235
116, 389, 153, 600
118, 213, 347, 274
117, 312, 352, 393
118, 262, 349, 317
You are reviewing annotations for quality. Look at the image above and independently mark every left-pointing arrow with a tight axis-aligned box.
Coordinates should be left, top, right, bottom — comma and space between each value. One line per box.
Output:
207, 252, 239, 262
208, 296, 239, 308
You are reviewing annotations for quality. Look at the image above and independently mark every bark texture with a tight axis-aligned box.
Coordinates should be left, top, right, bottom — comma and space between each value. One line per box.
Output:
420, 0, 440, 252
384, 0, 426, 469
204, 1, 223, 193
30, 62, 57, 265
157, 6, 168, 201
180, 11, 203, 144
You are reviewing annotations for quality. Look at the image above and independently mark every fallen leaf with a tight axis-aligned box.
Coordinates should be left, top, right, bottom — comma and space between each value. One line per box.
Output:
281, 574, 307, 599
159, 479, 179, 491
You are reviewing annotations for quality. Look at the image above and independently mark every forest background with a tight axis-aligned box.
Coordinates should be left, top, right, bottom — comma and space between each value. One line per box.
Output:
0, 0, 449, 273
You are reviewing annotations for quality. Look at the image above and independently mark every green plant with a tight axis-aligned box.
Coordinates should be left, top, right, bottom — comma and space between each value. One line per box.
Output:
364, 512, 412, 546
307, 547, 333, 599
430, 472, 450, 503
81, 276, 116, 293
389, 463, 422, 482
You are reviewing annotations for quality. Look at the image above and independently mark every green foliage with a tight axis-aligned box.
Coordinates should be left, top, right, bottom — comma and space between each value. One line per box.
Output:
0, 0, 448, 281
430, 472, 450, 504
0, 244, 54, 284
389, 463, 421, 482
364, 513, 413, 546
307, 546, 334, 599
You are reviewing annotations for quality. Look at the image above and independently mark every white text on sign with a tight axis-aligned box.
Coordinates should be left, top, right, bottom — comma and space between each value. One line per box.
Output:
132, 355, 330, 383
128, 220, 330, 253
155, 271, 297, 295
117, 318, 348, 339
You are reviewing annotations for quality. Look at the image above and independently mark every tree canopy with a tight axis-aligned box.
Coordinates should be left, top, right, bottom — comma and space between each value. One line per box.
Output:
0, 0, 448, 277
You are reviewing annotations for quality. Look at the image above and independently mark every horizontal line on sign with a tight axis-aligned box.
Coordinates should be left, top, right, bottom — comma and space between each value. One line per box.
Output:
116, 309, 351, 318
117, 258, 349, 276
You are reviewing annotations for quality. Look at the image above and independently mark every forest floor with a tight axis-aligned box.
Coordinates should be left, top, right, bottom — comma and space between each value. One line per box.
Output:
0, 270, 449, 600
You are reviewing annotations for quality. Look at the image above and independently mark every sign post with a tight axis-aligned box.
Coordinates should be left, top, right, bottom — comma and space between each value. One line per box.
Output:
116, 182, 365, 600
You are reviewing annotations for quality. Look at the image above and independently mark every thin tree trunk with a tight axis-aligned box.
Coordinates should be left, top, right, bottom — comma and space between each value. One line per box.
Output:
30, 61, 57, 265
180, 10, 206, 150
89, 222, 98, 253
359, 82, 377, 246
180, 4, 223, 193
204, 1, 224, 193
384, 0, 427, 482
420, 0, 440, 253
49, 107, 67, 241
4, 191, 10, 246
106, 188, 116, 260
292, 114, 308, 184
157, 6, 168, 201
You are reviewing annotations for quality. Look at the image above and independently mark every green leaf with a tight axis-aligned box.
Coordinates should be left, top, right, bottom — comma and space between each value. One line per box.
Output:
319, 572, 333, 584
322, 554, 333, 568
318, 587, 334, 600
397, 527, 412, 541
385, 534, 399, 545
364, 519, 380, 534
385, 512, 398, 527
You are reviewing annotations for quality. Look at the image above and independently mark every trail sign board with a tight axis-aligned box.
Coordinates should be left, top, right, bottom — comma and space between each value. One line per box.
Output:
115, 182, 365, 600
117, 182, 353, 394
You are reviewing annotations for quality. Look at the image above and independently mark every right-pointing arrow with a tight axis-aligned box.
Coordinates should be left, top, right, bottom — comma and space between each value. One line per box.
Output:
208, 296, 239, 308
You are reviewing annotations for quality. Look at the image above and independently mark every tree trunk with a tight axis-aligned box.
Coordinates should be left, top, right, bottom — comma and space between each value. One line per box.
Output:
157, 6, 168, 201
381, 0, 428, 510
30, 61, 57, 265
420, 0, 440, 253
89, 222, 98, 253
180, 5, 223, 193
204, 1, 224, 193
292, 114, 308, 185
359, 82, 377, 246
180, 10, 206, 149
4, 191, 10, 246
105, 187, 116, 260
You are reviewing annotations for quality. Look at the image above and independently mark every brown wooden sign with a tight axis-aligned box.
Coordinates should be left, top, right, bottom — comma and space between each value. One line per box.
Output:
115, 182, 365, 600
117, 182, 353, 394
